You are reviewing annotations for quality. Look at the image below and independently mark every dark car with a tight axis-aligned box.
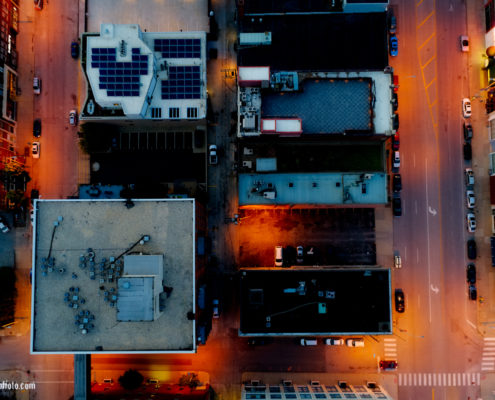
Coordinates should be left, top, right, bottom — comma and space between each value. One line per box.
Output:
393, 174, 402, 192
248, 337, 274, 346
392, 133, 400, 151
392, 197, 402, 216
491, 237, 495, 267
389, 15, 397, 34
33, 119, 41, 137
463, 122, 473, 140
395, 289, 405, 313
71, 41, 79, 59
393, 113, 399, 131
463, 142, 472, 161
466, 263, 476, 284
391, 93, 398, 112
380, 360, 398, 370
469, 285, 477, 301
467, 239, 477, 260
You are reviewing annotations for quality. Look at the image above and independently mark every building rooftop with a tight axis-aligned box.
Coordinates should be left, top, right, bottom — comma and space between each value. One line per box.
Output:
82, 24, 206, 121
31, 199, 196, 354
239, 172, 387, 206
238, 13, 388, 71
239, 268, 391, 335
242, 0, 342, 14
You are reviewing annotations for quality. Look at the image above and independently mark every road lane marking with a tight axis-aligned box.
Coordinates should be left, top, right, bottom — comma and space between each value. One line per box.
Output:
466, 319, 476, 330
415, 200, 418, 215
425, 158, 432, 323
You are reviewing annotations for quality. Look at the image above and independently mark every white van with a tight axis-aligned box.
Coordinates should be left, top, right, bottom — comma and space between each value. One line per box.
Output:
346, 338, 365, 347
275, 246, 283, 267
300, 338, 317, 346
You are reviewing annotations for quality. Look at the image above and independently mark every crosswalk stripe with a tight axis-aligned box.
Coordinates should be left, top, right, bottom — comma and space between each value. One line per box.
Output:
448, 374, 451, 386
433, 374, 437, 386
482, 357, 495, 361
484, 337, 495, 341
482, 366, 493, 371
428, 373, 431, 386
384, 338, 396, 341
483, 352, 495, 355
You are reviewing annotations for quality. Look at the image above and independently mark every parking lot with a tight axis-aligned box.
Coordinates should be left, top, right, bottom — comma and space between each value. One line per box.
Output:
238, 208, 376, 267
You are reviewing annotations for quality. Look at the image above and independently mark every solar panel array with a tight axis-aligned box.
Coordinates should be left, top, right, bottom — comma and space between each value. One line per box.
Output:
161, 66, 201, 100
91, 47, 148, 97
154, 38, 201, 58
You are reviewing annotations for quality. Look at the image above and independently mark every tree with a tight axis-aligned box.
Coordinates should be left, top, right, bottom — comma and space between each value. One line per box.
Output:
179, 373, 200, 388
118, 369, 143, 391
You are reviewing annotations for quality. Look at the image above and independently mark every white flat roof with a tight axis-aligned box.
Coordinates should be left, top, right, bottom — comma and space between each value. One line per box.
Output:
238, 66, 270, 82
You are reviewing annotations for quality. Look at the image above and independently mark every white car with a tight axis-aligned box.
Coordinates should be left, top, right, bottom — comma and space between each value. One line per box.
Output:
346, 338, 365, 347
392, 151, 400, 170
462, 98, 472, 118
69, 110, 78, 126
467, 213, 476, 232
33, 76, 41, 95
460, 35, 469, 52
325, 338, 343, 346
0, 218, 9, 233
394, 255, 402, 269
465, 168, 474, 186
466, 190, 475, 209
208, 144, 218, 165
32, 142, 40, 158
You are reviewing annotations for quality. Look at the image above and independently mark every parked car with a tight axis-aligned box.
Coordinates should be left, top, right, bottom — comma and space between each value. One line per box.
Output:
296, 245, 304, 264
395, 289, 405, 313
463, 142, 472, 161
248, 338, 273, 346
208, 144, 218, 165
275, 246, 283, 267
393, 174, 402, 192
467, 239, 477, 260
212, 299, 220, 318
465, 168, 475, 186
469, 284, 477, 301
394, 254, 402, 269
491, 237, 495, 267
393, 113, 399, 130
69, 110, 78, 126
30, 209, 34, 227
463, 122, 473, 140
389, 35, 398, 57
32, 142, 40, 158
392, 151, 400, 171
462, 98, 472, 118
466, 190, 475, 209
33, 119, 41, 137
389, 15, 397, 34
300, 338, 318, 346
466, 213, 476, 232
346, 338, 364, 347
391, 92, 398, 112
0, 217, 9, 233
460, 35, 469, 52
71, 41, 79, 59
392, 133, 400, 150
392, 197, 402, 216
466, 263, 476, 284
33, 76, 41, 94
30, 189, 39, 203
34, 0, 43, 10
380, 360, 398, 370
325, 338, 344, 346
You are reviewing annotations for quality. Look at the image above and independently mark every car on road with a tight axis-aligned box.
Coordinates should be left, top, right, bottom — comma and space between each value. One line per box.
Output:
32, 142, 40, 158
300, 338, 318, 346
33, 119, 41, 137
296, 245, 304, 264
34, 0, 43, 10
395, 289, 405, 313
466, 190, 475, 209
462, 98, 472, 118
346, 338, 364, 347
30, 209, 34, 227
389, 15, 397, 34
460, 35, 469, 52
275, 246, 283, 267
393, 113, 399, 131
208, 144, 218, 165
465, 168, 475, 186
463, 122, 473, 140
380, 360, 398, 370
212, 299, 220, 319
392, 151, 400, 171
463, 142, 472, 161
394, 254, 402, 269
325, 338, 344, 346
469, 284, 477, 301
392, 133, 400, 150
466, 213, 476, 232
466, 264, 476, 284
71, 41, 79, 59
33, 76, 41, 94
392, 174, 402, 192
392, 197, 402, 216
0, 217, 9, 233
248, 338, 273, 346
467, 239, 477, 259
389, 35, 398, 57
391, 92, 398, 112
69, 110, 78, 126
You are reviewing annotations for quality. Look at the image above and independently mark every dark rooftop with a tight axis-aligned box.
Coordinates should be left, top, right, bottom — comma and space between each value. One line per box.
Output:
240, 268, 391, 335
238, 13, 388, 71
261, 79, 372, 133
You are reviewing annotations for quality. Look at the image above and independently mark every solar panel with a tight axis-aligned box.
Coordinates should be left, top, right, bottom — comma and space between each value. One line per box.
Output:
91, 47, 148, 97
161, 66, 201, 100
153, 38, 201, 58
